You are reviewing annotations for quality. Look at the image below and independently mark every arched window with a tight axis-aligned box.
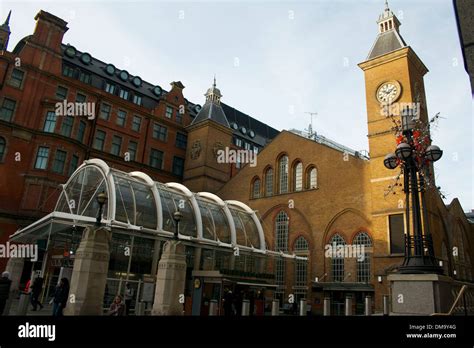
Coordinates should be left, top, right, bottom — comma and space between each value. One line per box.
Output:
251, 178, 261, 199
294, 236, 309, 252
275, 211, 289, 299
294, 236, 309, 300
353, 232, 372, 283
294, 162, 303, 192
0, 137, 5, 161
264, 167, 273, 197
278, 155, 289, 194
275, 211, 289, 252
307, 167, 317, 189
330, 234, 345, 282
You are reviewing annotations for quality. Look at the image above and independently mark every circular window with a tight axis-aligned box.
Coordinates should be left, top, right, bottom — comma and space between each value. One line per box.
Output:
105, 64, 115, 75
240, 127, 247, 135
194, 104, 202, 113
80, 53, 92, 65
231, 123, 238, 130
132, 76, 142, 87
249, 130, 255, 138
153, 86, 162, 96
119, 70, 129, 81
65, 46, 76, 58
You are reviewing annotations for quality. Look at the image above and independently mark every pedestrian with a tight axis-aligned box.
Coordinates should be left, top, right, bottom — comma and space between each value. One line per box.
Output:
30, 276, 44, 311
0, 271, 12, 316
124, 283, 134, 315
108, 295, 125, 316
52, 278, 69, 316
223, 289, 234, 316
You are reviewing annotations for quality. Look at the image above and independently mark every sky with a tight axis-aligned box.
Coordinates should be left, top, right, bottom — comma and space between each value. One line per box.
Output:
1, 0, 472, 211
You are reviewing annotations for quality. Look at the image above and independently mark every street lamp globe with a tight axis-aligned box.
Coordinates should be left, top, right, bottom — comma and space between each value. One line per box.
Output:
395, 142, 412, 160
425, 145, 443, 162
384, 153, 398, 170
96, 191, 108, 205
173, 210, 183, 223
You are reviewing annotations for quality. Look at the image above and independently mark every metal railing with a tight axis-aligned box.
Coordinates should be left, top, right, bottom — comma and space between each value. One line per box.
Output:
431, 284, 474, 316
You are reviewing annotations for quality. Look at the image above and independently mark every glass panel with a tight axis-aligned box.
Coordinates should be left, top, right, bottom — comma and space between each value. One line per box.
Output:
238, 211, 260, 248
157, 184, 196, 237
130, 236, 154, 275
114, 175, 135, 224
197, 198, 231, 243
131, 182, 157, 229
108, 233, 132, 278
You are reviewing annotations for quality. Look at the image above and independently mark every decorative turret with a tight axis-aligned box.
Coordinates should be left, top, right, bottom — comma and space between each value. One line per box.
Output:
0, 10, 12, 51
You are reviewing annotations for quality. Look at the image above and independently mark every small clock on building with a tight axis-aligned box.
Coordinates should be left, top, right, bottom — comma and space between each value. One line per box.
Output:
376, 80, 401, 103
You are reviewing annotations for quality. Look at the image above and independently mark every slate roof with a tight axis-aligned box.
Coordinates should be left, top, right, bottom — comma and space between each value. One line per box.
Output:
367, 29, 407, 60
191, 101, 230, 128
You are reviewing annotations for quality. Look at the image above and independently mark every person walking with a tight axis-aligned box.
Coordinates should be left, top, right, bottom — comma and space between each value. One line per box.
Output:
108, 295, 126, 316
30, 277, 44, 311
124, 283, 134, 315
0, 271, 12, 316
52, 278, 69, 316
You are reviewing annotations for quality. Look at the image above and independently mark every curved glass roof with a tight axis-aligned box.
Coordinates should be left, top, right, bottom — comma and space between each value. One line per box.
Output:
54, 159, 266, 252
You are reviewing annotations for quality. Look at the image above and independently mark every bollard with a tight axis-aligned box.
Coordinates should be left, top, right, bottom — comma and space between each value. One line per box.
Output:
271, 299, 280, 316
209, 299, 218, 316
242, 299, 250, 316
323, 297, 331, 316
299, 299, 306, 316
383, 295, 390, 316
345, 295, 353, 316
365, 296, 372, 316
136, 301, 146, 316
17, 292, 29, 315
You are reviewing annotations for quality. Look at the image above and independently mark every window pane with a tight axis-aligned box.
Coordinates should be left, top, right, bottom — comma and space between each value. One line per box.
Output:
93, 130, 106, 150
172, 157, 184, 176
60, 116, 74, 137
279, 155, 288, 194
10, 69, 25, 88
117, 110, 127, 126
35, 147, 49, 169
111, 135, 122, 156
252, 179, 261, 199
132, 116, 141, 132
52, 150, 67, 174
275, 211, 288, 252
127, 141, 137, 161
100, 103, 111, 120
265, 168, 273, 196
56, 86, 68, 100
153, 123, 167, 141
0, 98, 16, 122
77, 121, 86, 143
165, 106, 173, 118
0, 137, 6, 161
294, 162, 303, 191
175, 132, 187, 149
68, 155, 79, 176
149, 149, 163, 169
76, 93, 86, 103
43, 111, 57, 133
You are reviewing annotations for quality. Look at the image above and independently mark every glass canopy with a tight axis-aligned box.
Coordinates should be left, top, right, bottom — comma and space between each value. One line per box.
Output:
13, 159, 267, 252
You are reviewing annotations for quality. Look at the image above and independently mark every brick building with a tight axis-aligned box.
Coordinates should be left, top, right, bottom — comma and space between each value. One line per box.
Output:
0, 3, 473, 316
0, 10, 277, 272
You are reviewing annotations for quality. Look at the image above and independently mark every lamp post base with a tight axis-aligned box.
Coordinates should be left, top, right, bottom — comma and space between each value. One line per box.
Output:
398, 257, 444, 275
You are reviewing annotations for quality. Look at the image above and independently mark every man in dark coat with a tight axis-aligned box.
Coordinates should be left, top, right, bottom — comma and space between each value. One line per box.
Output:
30, 276, 44, 311
0, 271, 12, 316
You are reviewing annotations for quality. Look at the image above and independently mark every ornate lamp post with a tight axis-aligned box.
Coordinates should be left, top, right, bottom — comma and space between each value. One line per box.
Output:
384, 109, 443, 274
173, 210, 183, 240
95, 191, 108, 227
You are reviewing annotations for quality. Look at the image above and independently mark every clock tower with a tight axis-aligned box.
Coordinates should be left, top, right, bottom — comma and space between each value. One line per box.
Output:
358, 1, 430, 245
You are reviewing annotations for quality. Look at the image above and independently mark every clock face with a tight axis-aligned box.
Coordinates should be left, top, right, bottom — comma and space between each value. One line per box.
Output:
376, 81, 401, 103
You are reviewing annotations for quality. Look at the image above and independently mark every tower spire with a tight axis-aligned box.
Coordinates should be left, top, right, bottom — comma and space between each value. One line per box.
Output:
4, 10, 11, 26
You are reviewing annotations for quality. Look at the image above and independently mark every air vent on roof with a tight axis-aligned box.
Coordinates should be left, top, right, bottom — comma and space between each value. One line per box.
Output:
249, 130, 255, 138
153, 86, 162, 96
231, 122, 238, 130
119, 70, 129, 81
240, 127, 247, 135
65, 46, 76, 58
132, 76, 142, 87
194, 105, 202, 113
105, 64, 115, 75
